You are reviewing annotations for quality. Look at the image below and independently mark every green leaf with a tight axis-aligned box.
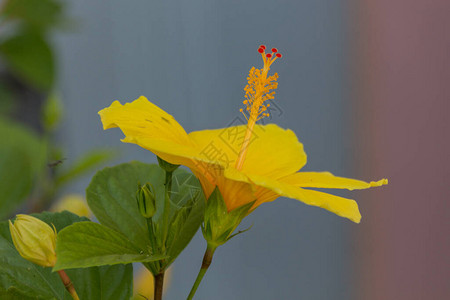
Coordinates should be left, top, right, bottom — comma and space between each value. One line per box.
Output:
2, 0, 64, 30
87, 161, 205, 270
55, 221, 166, 270
0, 287, 43, 300
67, 264, 132, 300
55, 149, 116, 187
0, 82, 16, 115
87, 162, 163, 250
0, 147, 33, 220
0, 31, 54, 91
0, 117, 47, 219
0, 211, 132, 300
165, 172, 205, 263
41, 92, 63, 131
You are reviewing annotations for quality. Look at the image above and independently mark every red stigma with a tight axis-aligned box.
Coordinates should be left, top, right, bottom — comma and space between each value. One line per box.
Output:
258, 47, 264, 53
271, 48, 278, 53
259, 45, 266, 50
276, 53, 282, 58
266, 53, 272, 58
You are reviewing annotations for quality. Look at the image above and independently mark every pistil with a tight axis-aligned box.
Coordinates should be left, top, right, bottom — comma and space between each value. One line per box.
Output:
235, 45, 281, 170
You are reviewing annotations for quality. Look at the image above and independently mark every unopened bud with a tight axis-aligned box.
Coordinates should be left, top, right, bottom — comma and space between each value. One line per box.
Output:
157, 156, 179, 173
9, 215, 57, 267
202, 187, 254, 247
51, 194, 91, 218
136, 183, 157, 218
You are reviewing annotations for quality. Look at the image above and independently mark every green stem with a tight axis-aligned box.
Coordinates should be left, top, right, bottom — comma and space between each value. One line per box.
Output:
146, 218, 164, 274
161, 171, 173, 252
146, 218, 157, 252
186, 244, 217, 300
154, 271, 165, 300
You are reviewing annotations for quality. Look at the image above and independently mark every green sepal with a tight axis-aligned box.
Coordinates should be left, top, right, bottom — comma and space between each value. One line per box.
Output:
202, 187, 254, 247
227, 223, 254, 241
157, 156, 180, 172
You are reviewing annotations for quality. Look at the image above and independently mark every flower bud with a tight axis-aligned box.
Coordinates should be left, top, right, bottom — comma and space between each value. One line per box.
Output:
202, 187, 254, 247
157, 156, 179, 173
9, 215, 57, 267
136, 183, 157, 218
51, 194, 91, 218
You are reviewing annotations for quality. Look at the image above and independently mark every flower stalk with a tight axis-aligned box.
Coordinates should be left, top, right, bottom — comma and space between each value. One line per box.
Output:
187, 244, 217, 300
158, 156, 179, 254
154, 271, 165, 300
57, 270, 80, 300
161, 170, 173, 252
147, 157, 179, 299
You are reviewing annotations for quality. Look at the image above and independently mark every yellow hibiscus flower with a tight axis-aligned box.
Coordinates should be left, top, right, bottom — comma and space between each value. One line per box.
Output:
99, 45, 387, 223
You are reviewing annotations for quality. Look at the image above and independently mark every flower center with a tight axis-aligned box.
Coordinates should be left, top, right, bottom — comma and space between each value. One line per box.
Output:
235, 45, 282, 171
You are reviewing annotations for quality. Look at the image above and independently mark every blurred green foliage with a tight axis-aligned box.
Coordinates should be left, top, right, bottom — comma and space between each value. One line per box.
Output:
0, 0, 66, 91
0, 101, 116, 220
0, 30, 54, 90
0, 117, 46, 219
41, 92, 62, 131
0, 0, 116, 220
2, 0, 64, 29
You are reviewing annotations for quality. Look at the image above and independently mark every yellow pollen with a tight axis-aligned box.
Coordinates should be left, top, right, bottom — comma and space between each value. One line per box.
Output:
235, 46, 281, 171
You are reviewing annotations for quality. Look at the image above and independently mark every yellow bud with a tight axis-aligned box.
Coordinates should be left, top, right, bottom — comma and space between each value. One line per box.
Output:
133, 266, 172, 299
51, 194, 91, 218
9, 215, 57, 267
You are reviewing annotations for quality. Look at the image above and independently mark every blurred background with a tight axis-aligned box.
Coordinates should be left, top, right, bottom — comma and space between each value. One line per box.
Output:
0, 0, 448, 299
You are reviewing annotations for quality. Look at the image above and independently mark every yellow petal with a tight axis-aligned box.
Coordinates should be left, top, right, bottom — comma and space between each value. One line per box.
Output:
244, 124, 306, 178
192, 165, 255, 211
224, 170, 361, 223
281, 172, 388, 190
189, 123, 307, 179
188, 127, 241, 167
99, 96, 192, 147
99, 96, 205, 167
295, 188, 361, 223
123, 136, 199, 166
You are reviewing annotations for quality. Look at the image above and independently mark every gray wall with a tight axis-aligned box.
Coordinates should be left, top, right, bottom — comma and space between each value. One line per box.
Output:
56, 0, 356, 299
